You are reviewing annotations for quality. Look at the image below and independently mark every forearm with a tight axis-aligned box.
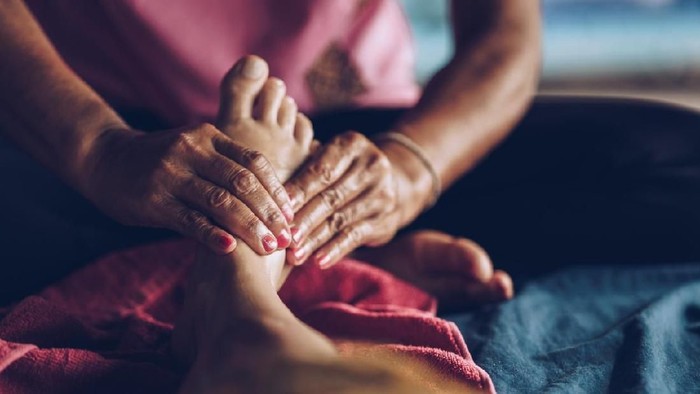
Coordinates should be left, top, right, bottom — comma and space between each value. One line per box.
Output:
390, 1, 541, 196
0, 0, 127, 192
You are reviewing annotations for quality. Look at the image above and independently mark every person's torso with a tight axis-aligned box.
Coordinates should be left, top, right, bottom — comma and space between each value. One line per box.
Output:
27, 0, 419, 126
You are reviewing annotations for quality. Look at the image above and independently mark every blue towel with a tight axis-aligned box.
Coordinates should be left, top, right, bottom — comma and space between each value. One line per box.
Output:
445, 264, 700, 393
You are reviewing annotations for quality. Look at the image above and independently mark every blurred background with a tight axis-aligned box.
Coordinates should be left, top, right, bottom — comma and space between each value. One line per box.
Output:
400, 0, 700, 108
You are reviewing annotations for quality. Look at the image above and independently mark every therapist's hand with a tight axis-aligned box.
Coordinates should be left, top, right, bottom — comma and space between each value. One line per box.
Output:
284, 131, 432, 268
81, 124, 293, 254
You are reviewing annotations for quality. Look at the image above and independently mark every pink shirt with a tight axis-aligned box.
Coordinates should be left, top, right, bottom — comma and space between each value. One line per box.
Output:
27, 0, 419, 126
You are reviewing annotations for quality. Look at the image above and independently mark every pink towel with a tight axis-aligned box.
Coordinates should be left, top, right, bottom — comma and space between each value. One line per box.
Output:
0, 239, 495, 393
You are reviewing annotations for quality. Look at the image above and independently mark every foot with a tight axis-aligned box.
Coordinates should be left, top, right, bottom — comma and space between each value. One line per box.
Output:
216, 55, 314, 289
172, 56, 336, 392
355, 230, 513, 312
216, 55, 313, 182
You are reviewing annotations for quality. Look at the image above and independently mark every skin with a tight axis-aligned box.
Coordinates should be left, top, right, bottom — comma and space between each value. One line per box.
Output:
286, 0, 542, 268
0, 0, 517, 306
173, 60, 477, 393
0, 0, 293, 256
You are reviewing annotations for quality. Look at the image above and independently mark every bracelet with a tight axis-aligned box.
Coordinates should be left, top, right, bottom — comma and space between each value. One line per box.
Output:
373, 131, 441, 209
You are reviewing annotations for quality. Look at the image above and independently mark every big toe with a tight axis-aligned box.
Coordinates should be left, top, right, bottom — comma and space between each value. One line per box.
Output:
414, 230, 493, 282
216, 55, 269, 126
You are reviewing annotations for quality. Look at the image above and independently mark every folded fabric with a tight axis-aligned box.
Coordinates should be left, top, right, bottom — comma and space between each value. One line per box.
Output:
0, 239, 494, 393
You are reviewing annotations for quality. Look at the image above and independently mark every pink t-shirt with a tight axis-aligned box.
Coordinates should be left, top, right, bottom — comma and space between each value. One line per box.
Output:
27, 0, 419, 126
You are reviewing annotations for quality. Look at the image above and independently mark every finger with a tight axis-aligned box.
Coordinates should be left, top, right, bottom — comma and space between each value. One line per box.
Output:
212, 134, 294, 222
291, 161, 374, 245
311, 220, 377, 269
290, 189, 386, 265
191, 150, 291, 248
285, 132, 368, 212
164, 200, 237, 254
176, 176, 281, 255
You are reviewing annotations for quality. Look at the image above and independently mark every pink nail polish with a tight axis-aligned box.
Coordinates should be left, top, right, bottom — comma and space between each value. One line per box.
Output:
283, 204, 294, 223
291, 227, 302, 244
277, 229, 291, 249
262, 234, 277, 253
293, 246, 306, 261
218, 234, 234, 250
315, 253, 331, 268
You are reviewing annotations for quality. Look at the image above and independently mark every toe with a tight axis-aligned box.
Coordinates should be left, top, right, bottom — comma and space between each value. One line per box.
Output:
278, 97, 298, 130
217, 55, 269, 125
294, 113, 314, 148
451, 238, 494, 282
257, 78, 286, 124
491, 270, 514, 300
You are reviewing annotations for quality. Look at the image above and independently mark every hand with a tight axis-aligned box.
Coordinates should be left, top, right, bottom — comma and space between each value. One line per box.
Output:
81, 124, 293, 254
284, 131, 431, 268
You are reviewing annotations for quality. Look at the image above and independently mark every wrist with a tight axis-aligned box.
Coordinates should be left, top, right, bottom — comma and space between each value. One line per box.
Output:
75, 123, 137, 199
378, 139, 436, 226
62, 102, 130, 194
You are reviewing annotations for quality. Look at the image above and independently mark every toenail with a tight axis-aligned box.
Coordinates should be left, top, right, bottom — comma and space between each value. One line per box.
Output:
242, 58, 265, 79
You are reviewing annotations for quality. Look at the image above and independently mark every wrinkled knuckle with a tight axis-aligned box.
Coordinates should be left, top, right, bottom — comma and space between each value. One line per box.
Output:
206, 187, 231, 208
263, 209, 286, 226
329, 211, 349, 232
242, 214, 260, 233
180, 209, 205, 230
271, 184, 290, 203
241, 149, 268, 171
229, 169, 259, 195
320, 188, 344, 210
308, 162, 334, 185
341, 225, 364, 245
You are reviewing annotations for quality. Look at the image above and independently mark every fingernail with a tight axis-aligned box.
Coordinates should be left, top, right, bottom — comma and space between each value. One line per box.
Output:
291, 248, 306, 266
315, 253, 331, 268
262, 234, 277, 253
218, 234, 234, 251
242, 57, 265, 79
277, 229, 291, 249
293, 246, 306, 261
291, 227, 302, 244
283, 204, 294, 223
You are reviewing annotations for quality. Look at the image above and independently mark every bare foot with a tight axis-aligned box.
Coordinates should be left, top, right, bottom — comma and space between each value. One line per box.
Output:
216, 55, 314, 289
172, 56, 336, 392
355, 230, 513, 312
173, 57, 483, 393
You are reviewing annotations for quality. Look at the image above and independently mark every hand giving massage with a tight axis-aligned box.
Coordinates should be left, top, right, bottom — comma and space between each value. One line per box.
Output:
5, 0, 698, 392
0, 1, 537, 391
